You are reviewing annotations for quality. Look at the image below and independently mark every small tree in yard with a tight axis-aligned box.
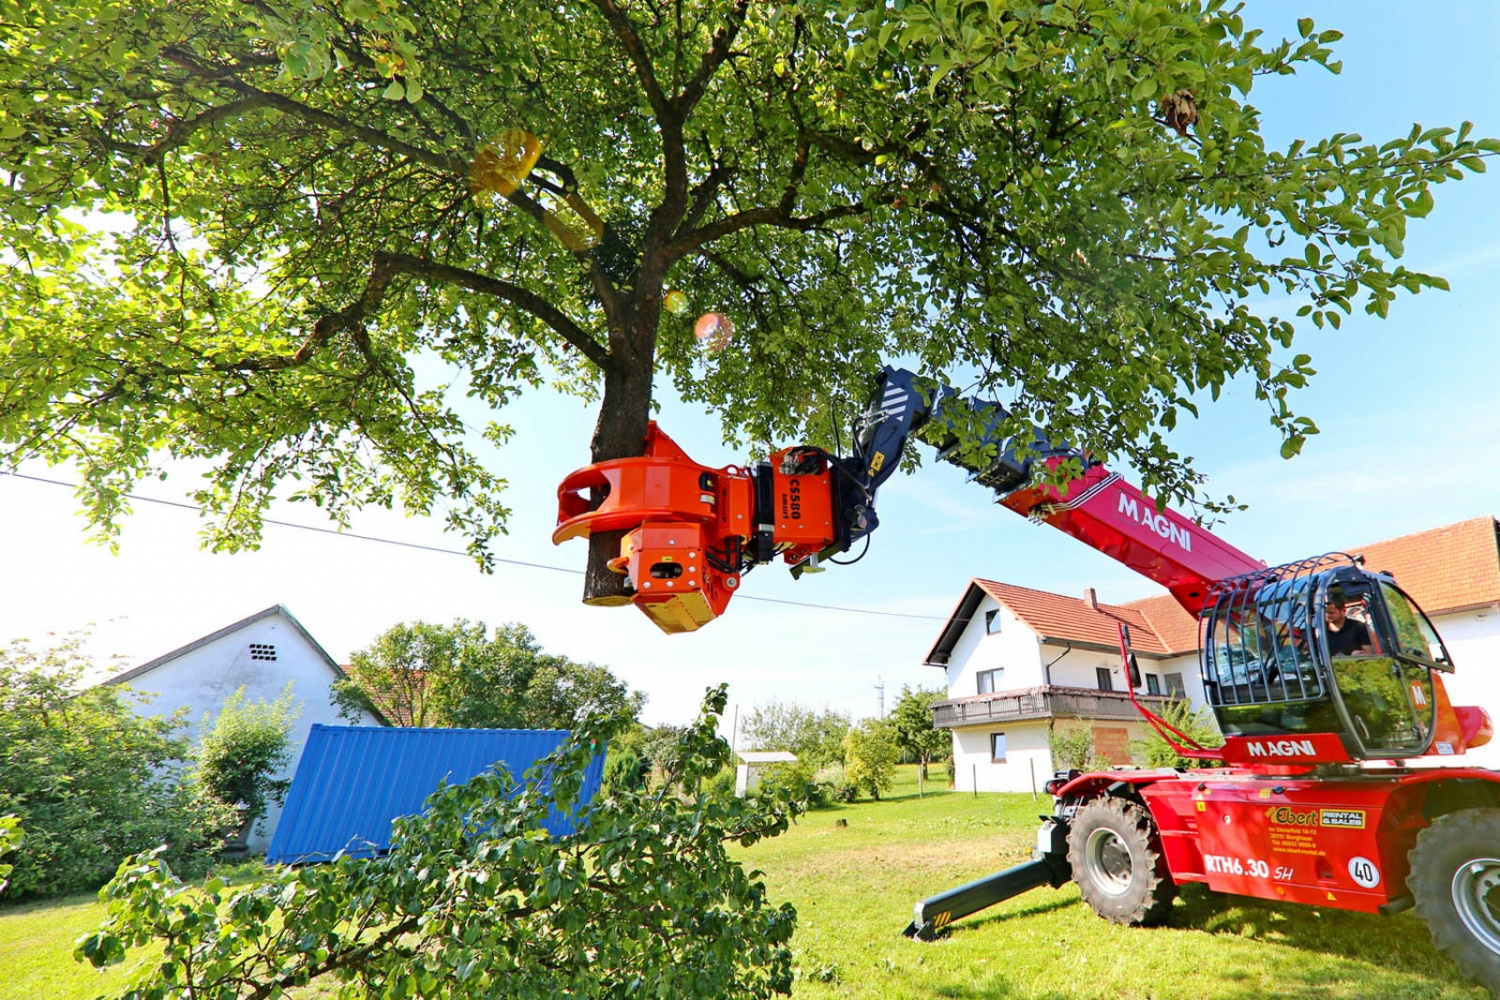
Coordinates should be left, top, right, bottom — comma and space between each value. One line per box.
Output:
77, 686, 800, 1000
891, 686, 950, 783
192, 685, 300, 842
1049, 721, 1113, 773
0, 635, 234, 899
843, 719, 900, 801
1133, 699, 1223, 769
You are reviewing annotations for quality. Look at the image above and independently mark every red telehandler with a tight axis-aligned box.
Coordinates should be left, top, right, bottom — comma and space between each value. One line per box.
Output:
553, 367, 1500, 994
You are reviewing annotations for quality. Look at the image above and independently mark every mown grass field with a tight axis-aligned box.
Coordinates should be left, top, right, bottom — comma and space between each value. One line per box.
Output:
1, 766, 1486, 999
740, 766, 1487, 1000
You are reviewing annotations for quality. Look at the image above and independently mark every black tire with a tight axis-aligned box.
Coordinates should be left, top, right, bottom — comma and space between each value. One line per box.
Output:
1409, 808, 1500, 996
1066, 795, 1177, 926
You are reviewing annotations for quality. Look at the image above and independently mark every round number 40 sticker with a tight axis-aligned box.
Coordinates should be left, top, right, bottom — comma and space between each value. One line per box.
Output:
1349, 856, 1381, 889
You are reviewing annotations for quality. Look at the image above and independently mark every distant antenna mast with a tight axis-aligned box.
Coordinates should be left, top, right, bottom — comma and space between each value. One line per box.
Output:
875, 675, 886, 717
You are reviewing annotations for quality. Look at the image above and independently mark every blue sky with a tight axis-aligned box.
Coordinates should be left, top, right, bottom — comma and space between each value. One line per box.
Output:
2, 1, 1497, 730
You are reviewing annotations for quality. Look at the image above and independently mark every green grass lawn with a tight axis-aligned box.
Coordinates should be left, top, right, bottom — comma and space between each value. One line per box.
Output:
2, 767, 1486, 999
740, 765, 1487, 1000
0, 891, 132, 1000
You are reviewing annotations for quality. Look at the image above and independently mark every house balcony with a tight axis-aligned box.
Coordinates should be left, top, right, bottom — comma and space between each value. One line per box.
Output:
930, 685, 1172, 730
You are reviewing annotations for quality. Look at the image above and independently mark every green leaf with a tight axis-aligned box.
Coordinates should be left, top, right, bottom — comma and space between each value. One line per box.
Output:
381, 80, 405, 101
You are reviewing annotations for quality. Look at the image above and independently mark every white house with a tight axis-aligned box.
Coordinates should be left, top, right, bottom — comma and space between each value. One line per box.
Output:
104, 604, 383, 853
925, 516, 1500, 792
924, 581, 1202, 794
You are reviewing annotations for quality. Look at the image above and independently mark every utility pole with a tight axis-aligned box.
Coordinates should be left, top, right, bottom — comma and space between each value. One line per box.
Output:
875, 675, 885, 717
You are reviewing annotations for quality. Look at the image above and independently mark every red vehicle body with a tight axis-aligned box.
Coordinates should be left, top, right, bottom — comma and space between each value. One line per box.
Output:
554, 366, 1500, 994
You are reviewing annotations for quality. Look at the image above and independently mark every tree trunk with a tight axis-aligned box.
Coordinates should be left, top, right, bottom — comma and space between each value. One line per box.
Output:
581, 349, 656, 606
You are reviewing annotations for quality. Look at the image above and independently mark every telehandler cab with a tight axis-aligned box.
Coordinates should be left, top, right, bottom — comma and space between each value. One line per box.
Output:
553, 367, 1500, 994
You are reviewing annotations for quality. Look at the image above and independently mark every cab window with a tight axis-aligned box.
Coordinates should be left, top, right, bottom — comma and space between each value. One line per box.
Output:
1379, 583, 1450, 667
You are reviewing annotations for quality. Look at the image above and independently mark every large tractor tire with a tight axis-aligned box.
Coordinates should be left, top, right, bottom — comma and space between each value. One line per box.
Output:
1409, 808, 1500, 996
1066, 795, 1177, 926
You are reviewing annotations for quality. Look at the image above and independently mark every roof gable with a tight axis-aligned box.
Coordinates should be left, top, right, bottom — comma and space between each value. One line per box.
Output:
923, 579, 1188, 665
104, 604, 344, 687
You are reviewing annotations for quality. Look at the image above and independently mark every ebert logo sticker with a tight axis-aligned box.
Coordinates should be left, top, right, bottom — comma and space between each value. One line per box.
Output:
1266, 806, 1367, 829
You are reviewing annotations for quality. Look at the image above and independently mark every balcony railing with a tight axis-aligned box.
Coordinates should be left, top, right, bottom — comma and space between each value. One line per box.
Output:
930, 686, 1172, 729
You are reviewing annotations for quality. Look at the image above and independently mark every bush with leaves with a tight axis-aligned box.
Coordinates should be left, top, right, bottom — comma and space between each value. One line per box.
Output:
0, 635, 234, 900
843, 720, 900, 801
191, 685, 300, 842
1133, 699, 1224, 769
1048, 721, 1115, 773
0, 815, 20, 895
77, 686, 799, 999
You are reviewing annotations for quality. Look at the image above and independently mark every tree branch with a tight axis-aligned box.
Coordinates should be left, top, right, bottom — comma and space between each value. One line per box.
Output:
161, 47, 467, 176
589, 0, 671, 120
663, 200, 872, 259
676, 0, 750, 118
376, 253, 614, 370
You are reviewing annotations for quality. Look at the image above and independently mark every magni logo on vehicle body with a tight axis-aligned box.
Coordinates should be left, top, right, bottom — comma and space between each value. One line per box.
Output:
1116, 494, 1192, 552
1244, 738, 1318, 758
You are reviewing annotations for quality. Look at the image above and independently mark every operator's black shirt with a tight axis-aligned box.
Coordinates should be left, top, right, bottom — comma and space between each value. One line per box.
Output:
1326, 619, 1371, 656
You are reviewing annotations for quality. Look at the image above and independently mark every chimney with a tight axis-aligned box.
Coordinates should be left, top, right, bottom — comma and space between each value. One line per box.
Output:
1084, 588, 1099, 611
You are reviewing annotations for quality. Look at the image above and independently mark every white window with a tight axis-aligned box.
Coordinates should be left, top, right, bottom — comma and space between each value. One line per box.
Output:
985, 609, 1002, 634
1164, 672, 1186, 697
990, 732, 1006, 762
1145, 674, 1161, 696
977, 668, 1004, 694
1096, 666, 1113, 692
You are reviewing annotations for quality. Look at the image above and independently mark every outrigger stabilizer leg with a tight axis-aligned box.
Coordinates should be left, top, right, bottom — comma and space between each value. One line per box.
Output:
903, 827, 1071, 941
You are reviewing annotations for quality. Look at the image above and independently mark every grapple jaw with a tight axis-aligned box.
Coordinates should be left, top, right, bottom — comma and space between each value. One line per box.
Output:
553, 423, 842, 633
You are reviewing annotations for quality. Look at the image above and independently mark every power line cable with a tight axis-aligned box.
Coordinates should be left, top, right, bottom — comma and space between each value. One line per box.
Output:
0, 470, 947, 622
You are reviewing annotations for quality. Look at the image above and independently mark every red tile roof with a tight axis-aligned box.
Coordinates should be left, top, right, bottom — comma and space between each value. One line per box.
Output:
974, 580, 1177, 655
1123, 592, 1202, 655
1349, 516, 1500, 615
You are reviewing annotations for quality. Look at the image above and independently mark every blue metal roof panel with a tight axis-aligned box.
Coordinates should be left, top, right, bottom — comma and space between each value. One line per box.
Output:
267, 725, 603, 864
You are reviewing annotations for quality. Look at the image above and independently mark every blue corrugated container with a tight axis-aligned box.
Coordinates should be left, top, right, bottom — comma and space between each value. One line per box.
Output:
267, 724, 603, 864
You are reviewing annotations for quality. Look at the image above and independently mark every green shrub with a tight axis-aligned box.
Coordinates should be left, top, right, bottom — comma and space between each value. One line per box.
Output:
843, 721, 899, 801
1132, 699, 1223, 769
0, 635, 235, 899
191, 685, 299, 840
602, 748, 648, 793
0, 814, 20, 895
704, 764, 739, 800
1048, 721, 1113, 773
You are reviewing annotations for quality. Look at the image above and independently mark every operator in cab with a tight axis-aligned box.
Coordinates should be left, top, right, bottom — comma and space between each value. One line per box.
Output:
1325, 595, 1374, 656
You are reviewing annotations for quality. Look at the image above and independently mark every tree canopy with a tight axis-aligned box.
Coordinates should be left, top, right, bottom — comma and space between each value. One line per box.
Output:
332, 619, 646, 729
890, 685, 949, 779
1, 0, 1493, 596
739, 699, 849, 768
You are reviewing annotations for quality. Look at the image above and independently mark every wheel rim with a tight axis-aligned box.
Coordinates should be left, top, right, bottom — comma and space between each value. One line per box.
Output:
1086, 827, 1134, 896
1451, 856, 1500, 955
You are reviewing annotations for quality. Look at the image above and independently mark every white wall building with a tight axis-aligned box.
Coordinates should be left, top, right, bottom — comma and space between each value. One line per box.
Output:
926, 516, 1500, 791
104, 605, 383, 853
924, 581, 1201, 794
